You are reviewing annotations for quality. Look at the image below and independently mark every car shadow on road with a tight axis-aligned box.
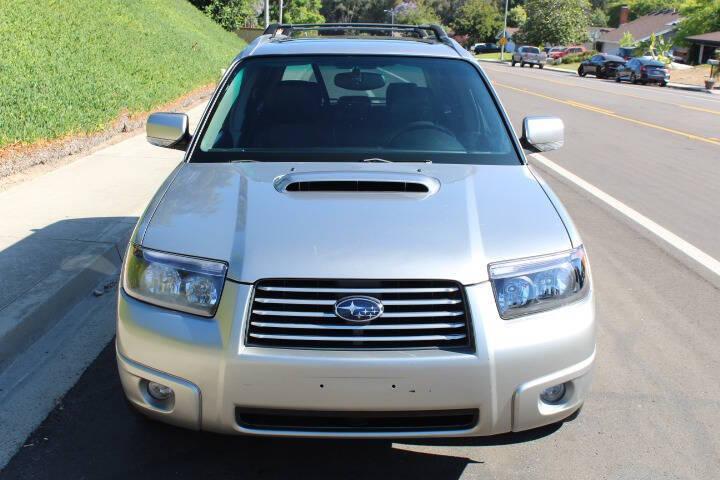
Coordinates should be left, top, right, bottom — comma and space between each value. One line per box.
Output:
2, 339, 562, 480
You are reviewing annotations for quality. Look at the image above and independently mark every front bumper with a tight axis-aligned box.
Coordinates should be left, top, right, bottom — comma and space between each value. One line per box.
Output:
117, 281, 595, 438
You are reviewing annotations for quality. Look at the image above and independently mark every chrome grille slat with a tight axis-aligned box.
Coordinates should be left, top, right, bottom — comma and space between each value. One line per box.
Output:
247, 280, 471, 350
254, 297, 461, 306
254, 298, 337, 305
252, 310, 463, 318
257, 286, 458, 293
251, 321, 466, 330
249, 333, 467, 342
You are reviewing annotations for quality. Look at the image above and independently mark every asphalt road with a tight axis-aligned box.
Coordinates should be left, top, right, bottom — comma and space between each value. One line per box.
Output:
3, 63, 720, 479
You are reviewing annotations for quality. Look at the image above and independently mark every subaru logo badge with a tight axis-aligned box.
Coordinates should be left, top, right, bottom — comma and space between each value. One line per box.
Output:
334, 296, 384, 323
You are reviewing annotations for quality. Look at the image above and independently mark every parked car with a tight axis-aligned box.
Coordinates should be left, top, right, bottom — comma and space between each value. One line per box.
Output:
616, 57, 669, 86
475, 43, 500, 54
119, 23, 595, 438
547, 46, 565, 59
578, 54, 626, 79
551, 45, 587, 60
512, 46, 547, 68
470, 43, 484, 52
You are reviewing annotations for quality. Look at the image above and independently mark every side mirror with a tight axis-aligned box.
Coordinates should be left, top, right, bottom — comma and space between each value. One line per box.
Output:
147, 112, 190, 150
521, 116, 564, 152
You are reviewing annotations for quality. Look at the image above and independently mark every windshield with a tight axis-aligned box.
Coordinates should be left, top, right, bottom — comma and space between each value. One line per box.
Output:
192, 55, 519, 165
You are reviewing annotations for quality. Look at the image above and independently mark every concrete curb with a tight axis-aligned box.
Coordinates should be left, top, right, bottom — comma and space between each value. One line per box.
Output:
476, 58, 719, 94
0, 224, 133, 372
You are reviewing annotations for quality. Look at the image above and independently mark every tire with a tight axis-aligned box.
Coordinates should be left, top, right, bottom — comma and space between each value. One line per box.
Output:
631, 74, 638, 84
615, 76, 622, 83
520, 62, 525, 67
596, 69, 605, 79
511, 60, 516, 67
578, 67, 586, 77
659, 81, 667, 87
539, 64, 544, 69
529, 63, 534, 68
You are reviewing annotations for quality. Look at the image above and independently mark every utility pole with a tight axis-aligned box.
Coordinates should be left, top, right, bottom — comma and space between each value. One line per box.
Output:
500, 0, 509, 61
265, 0, 270, 28
279, 0, 283, 24
384, 8, 395, 24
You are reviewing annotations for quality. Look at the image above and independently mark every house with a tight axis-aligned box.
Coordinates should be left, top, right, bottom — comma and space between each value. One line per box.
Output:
597, 8, 682, 55
684, 31, 720, 64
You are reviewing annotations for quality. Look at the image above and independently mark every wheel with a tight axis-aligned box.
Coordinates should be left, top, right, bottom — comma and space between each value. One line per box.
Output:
511, 60, 516, 67
529, 63, 534, 68
596, 68, 605, 79
659, 81, 667, 87
539, 64, 544, 69
631, 74, 639, 84
641, 80, 647, 85
615, 76, 621, 83
520, 62, 525, 67
578, 67, 586, 77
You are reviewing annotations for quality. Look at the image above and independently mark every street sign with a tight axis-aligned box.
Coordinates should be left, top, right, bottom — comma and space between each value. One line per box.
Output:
499, 36, 507, 47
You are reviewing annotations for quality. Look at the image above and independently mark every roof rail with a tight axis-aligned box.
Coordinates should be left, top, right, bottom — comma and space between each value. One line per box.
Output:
263, 23, 451, 43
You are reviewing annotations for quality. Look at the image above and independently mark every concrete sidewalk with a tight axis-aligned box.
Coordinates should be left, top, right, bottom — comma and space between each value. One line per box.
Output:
0, 103, 206, 371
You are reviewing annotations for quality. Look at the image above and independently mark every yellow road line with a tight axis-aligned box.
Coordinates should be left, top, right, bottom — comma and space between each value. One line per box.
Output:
491, 68, 720, 116
565, 100, 614, 115
495, 82, 720, 147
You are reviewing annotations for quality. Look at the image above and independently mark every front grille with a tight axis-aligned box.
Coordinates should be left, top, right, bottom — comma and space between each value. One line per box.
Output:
246, 279, 472, 349
236, 408, 479, 432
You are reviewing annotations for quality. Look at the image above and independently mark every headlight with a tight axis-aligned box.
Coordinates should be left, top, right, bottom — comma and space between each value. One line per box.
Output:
489, 245, 589, 319
122, 245, 228, 317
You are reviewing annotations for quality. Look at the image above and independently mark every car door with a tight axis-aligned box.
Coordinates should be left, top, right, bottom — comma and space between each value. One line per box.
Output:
588, 55, 602, 73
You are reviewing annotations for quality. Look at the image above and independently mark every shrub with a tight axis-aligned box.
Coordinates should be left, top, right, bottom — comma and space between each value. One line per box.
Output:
561, 51, 597, 64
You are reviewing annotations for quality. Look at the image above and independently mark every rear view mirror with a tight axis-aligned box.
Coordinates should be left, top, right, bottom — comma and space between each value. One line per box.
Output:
147, 112, 190, 150
521, 116, 564, 152
334, 70, 385, 91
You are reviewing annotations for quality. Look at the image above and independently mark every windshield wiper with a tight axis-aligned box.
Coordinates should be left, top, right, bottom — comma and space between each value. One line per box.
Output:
361, 157, 393, 163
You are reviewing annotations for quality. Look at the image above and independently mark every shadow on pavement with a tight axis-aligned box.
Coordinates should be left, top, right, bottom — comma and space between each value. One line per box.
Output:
2, 340, 561, 480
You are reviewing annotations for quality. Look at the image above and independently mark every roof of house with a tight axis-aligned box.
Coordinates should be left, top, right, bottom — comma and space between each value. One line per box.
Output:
599, 11, 681, 43
685, 31, 720, 45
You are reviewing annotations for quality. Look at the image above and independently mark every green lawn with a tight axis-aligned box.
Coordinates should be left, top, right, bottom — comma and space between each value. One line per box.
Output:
0, 0, 245, 148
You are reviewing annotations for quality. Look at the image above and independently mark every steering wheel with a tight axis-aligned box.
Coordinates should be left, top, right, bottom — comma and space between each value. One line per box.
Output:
385, 121, 458, 148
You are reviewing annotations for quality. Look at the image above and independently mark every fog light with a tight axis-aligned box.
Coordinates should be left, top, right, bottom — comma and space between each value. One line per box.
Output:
540, 383, 566, 404
147, 381, 173, 400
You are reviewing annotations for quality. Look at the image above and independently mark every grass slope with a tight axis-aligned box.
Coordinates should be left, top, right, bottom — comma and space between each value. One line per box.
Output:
0, 0, 245, 148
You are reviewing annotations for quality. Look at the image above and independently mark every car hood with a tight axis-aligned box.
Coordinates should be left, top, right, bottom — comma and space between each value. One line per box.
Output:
142, 162, 571, 284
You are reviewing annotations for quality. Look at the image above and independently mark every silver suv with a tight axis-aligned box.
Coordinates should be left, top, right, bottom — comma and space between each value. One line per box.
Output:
117, 23, 595, 438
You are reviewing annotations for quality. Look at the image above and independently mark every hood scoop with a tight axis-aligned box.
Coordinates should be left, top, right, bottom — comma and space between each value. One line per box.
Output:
274, 171, 440, 194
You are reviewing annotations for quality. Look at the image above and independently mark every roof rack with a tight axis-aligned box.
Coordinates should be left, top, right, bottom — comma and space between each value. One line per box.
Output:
263, 23, 450, 43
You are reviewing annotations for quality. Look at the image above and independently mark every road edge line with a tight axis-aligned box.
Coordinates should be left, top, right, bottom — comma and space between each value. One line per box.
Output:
531, 153, 720, 277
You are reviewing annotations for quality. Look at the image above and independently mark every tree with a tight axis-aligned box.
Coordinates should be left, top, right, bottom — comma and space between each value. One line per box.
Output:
205, 0, 259, 30
276, 0, 325, 23
607, 0, 685, 27
589, 7, 609, 27
451, 0, 503, 44
522, 0, 591, 45
507, 5, 527, 28
676, 0, 720, 46
394, 1, 442, 24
